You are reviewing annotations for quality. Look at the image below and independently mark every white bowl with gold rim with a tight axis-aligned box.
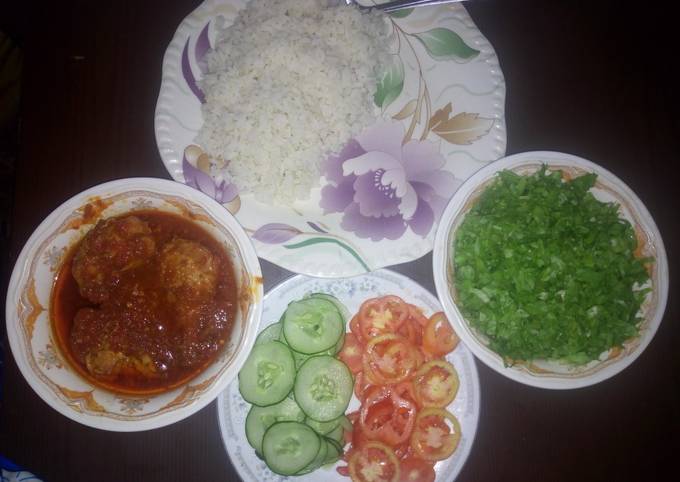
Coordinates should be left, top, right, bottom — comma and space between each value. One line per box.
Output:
433, 151, 669, 389
5, 178, 263, 430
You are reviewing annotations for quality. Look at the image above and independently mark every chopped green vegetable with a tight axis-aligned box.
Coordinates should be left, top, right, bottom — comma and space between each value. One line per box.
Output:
453, 166, 651, 364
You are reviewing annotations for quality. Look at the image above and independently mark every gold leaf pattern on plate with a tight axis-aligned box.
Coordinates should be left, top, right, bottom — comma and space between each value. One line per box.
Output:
223, 195, 241, 215
162, 374, 218, 411
428, 102, 494, 145
196, 153, 211, 173
392, 98, 418, 121
19, 279, 44, 341
59, 387, 105, 413
428, 102, 453, 131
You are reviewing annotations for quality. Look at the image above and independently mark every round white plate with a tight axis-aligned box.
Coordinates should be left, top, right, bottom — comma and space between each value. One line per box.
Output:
217, 269, 481, 481
433, 151, 669, 389
155, 0, 506, 277
5, 178, 263, 431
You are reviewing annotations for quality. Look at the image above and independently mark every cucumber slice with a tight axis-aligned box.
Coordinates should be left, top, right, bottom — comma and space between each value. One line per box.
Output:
239, 341, 295, 407
291, 342, 345, 370
305, 415, 343, 435
322, 437, 343, 465
326, 437, 344, 454
241, 295, 355, 477
262, 422, 321, 476
294, 355, 353, 422
305, 292, 351, 323
282, 298, 344, 354
339, 414, 352, 432
245, 398, 305, 455
331, 331, 345, 355
278, 317, 288, 344
292, 334, 345, 369
325, 422, 344, 445
295, 435, 328, 475
292, 350, 311, 370
304, 294, 347, 355
254, 322, 282, 346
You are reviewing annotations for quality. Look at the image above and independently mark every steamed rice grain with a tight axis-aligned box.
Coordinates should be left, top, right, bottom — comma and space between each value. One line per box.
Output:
197, 0, 389, 204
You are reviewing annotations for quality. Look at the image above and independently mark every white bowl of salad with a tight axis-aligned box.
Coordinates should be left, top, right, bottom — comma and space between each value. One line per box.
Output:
433, 151, 669, 389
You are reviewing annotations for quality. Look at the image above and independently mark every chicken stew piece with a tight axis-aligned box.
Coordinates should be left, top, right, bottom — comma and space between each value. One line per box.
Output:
52, 211, 238, 394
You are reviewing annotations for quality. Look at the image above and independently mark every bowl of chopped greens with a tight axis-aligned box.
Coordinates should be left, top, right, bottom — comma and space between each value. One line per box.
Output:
433, 151, 668, 389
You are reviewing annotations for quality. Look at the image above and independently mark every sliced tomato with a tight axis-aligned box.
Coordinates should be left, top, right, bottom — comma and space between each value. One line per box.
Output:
413, 347, 426, 368
343, 299, 466, 477
347, 410, 361, 425
353, 421, 371, 448
413, 360, 459, 408
344, 426, 354, 446
360, 385, 417, 446
339, 332, 364, 374
337, 465, 350, 477
396, 316, 423, 346
389, 384, 418, 459
341, 411, 357, 446
348, 410, 372, 449
358, 296, 410, 341
348, 441, 401, 482
398, 457, 436, 482
422, 312, 459, 357
407, 304, 429, 327
393, 381, 418, 407
363, 334, 420, 385
363, 402, 394, 433
354, 371, 374, 401
393, 441, 412, 460
350, 315, 364, 343
418, 346, 436, 364
410, 408, 461, 461
362, 358, 384, 386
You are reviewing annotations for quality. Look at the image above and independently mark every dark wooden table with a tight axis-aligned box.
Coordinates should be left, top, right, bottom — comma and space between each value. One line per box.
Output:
2, 1, 678, 481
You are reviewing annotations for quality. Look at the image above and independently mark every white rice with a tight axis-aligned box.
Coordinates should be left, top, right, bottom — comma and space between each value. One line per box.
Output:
197, 0, 389, 204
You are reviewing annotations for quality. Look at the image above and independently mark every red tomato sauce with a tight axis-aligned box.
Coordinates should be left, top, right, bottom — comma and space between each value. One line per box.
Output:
50, 210, 238, 395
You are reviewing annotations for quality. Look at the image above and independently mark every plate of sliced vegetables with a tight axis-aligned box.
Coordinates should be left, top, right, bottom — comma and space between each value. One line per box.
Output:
217, 269, 480, 482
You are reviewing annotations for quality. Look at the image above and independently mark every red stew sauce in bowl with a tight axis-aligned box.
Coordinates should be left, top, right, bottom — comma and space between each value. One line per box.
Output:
52, 210, 239, 395
6, 178, 263, 431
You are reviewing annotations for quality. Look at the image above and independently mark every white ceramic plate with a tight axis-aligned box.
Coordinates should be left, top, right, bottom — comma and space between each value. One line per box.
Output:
433, 151, 669, 389
155, 0, 506, 277
5, 178, 263, 431
217, 269, 481, 481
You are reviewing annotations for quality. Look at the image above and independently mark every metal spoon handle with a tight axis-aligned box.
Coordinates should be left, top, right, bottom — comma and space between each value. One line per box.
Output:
375, 0, 466, 13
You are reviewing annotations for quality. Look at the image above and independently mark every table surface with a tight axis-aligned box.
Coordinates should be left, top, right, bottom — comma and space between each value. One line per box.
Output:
1, 1, 678, 481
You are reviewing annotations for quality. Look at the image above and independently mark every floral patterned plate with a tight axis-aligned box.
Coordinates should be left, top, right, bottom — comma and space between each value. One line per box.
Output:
5, 178, 263, 431
217, 269, 481, 481
155, 0, 506, 277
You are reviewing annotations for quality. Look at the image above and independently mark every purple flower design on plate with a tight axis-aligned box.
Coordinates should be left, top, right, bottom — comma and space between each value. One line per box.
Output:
195, 22, 211, 74
181, 21, 211, 103
252, 223, 301, 244
320, 122, 462, 241
183, 154, 238, 204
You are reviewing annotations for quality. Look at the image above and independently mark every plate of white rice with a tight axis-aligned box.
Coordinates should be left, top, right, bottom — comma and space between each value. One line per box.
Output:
155, 0, 506, 277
